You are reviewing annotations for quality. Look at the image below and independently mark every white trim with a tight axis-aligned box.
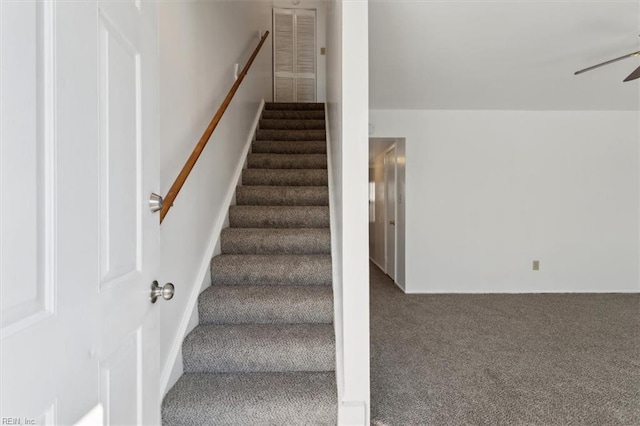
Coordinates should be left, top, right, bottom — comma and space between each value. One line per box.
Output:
159, 99, 265, 395
338, 401, 367, 426
382, 144, 397, 281
326, 104, 369, 424
325, 102, 347, 407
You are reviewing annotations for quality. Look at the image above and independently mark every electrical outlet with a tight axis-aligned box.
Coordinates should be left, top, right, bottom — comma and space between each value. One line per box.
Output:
533, 260, 540, 271
320, 47, 326, 55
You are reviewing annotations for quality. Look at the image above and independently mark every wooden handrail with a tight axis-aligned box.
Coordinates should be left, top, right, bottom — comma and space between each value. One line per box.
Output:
160, 31, 270, 223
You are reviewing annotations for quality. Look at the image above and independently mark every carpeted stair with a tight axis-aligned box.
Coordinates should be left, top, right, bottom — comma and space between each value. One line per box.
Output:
162, 102, 337, 425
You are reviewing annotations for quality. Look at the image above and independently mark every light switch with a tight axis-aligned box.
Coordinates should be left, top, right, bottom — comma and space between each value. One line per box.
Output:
320, 47, 326, 55
533, 260, 540, 271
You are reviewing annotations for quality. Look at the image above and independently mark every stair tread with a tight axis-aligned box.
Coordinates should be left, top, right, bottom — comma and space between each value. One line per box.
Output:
199, 285, 333, 324
162, 372, 337, 425
252, 140, 326, 154
248, 153, 327, 169
182, 323, 335, 374
210, 254, 332, 286
262, 110, 325, 120
236, 186, 329, 206
265, 102, 325, 110
229, 205, 329, 228
242, 168, 327, 186
221, 228, 331, 255
259, 119, 325, 130
256, 129, 326, 141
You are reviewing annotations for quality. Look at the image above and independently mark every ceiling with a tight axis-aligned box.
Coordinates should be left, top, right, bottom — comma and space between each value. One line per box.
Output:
369, 0, 640, 110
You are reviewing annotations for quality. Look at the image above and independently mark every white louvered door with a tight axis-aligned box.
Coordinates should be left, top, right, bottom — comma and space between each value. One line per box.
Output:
273, 8, 316, 102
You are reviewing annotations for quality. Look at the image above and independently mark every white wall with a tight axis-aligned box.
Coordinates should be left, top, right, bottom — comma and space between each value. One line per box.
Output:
273, 0, 327, 102
157, 0, 272, 393
369, 110, 640, 294
327, 0, 370, 423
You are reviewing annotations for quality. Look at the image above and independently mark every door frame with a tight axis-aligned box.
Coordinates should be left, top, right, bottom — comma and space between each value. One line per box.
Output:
368, 137, 406, 290
383, 144, 397, 281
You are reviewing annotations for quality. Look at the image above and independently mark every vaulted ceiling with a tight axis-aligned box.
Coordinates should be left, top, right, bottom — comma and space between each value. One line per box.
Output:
369, 0, 640, 110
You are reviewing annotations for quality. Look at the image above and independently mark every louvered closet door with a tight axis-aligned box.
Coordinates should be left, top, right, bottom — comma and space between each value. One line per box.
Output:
273, 8, 316, 102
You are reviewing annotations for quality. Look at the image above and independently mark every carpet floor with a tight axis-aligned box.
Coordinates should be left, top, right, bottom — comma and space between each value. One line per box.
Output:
370, 263, 640, 425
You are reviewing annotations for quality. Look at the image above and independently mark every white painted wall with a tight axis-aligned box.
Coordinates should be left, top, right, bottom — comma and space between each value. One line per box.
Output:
157, 1, 272, 393
369, 110, 640, 294
273, 0, 327, 102
327, 0, 370, 423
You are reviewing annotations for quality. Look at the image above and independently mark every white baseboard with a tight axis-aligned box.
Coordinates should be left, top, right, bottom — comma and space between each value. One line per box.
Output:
338, 401, 367, 425
159, 99, 265, 395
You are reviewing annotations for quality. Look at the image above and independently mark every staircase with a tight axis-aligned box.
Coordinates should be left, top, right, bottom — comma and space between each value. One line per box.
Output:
162, 103, 337, 425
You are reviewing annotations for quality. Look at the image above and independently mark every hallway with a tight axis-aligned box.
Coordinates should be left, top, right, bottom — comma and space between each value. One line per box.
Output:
370, 264, 640, 425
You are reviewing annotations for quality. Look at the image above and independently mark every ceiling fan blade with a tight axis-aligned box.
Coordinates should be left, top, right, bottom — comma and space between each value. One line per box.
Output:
574, 50, 640, 76
623, 65, 640, 82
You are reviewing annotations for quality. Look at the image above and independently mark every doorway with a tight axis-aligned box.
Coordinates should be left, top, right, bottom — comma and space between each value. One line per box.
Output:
273, 8, 317, 102
368, 138, 406, 290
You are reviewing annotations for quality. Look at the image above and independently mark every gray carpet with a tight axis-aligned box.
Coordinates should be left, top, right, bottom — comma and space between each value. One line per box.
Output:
251, 140, 327, 154
162, 102, 336, 425
370, 263, 640, 425
229, 206, 330, 228
163, 373, 336, 425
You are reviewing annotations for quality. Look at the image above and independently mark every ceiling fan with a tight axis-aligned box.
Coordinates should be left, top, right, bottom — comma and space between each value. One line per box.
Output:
574, 47, 640, 82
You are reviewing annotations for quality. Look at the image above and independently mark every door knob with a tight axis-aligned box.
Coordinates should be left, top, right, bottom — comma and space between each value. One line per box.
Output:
389, 220, 395, 225
150, 281, 174, 303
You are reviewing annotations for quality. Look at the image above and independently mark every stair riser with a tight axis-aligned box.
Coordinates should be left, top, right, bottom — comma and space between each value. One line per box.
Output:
182, 325, 335, 374
229, 206, 330, 228
198, 286, 333, 324
242, 169, 327, 186
221, 229, 331, 255
252, 141, 326, 154
259, 119, 325, 130
256, 129, 326, 141
236, 187, 329, 206
210, 254, 332, 286
262, 110, 325, 120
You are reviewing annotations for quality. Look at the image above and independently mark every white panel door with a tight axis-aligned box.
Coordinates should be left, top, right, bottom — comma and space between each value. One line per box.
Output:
273, 8, 316, 102
0, 1, 161, 425
385, 147, 397, 280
